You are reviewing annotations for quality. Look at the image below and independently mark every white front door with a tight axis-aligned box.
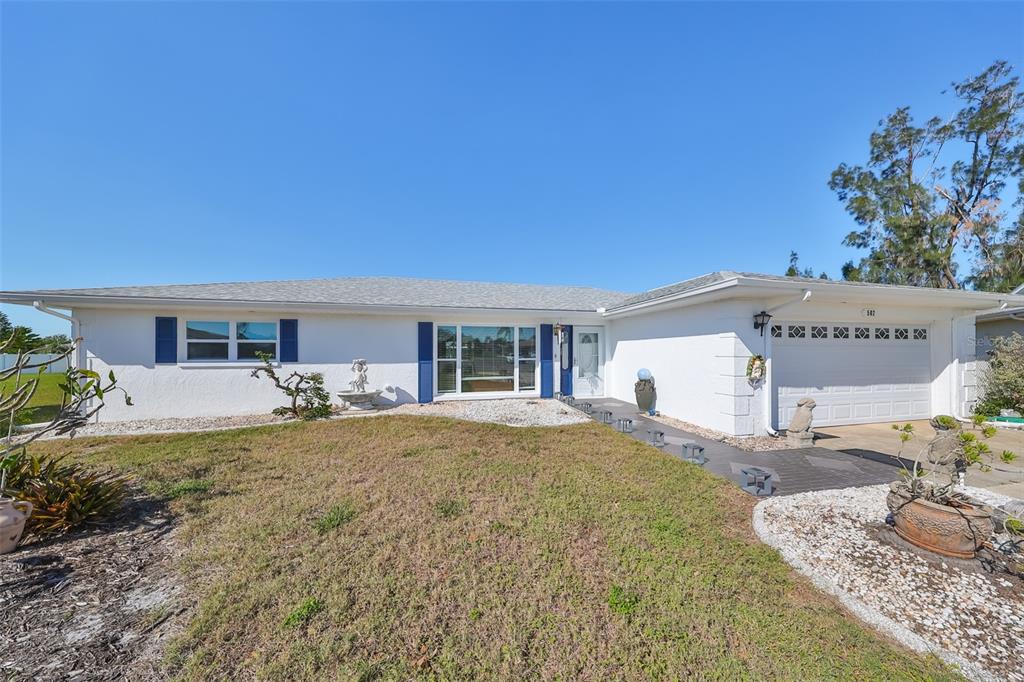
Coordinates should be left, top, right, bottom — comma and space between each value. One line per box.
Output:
573, 327, 604, 397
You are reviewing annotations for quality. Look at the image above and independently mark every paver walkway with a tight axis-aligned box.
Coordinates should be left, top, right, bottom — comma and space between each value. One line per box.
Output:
577, 397, 904, 496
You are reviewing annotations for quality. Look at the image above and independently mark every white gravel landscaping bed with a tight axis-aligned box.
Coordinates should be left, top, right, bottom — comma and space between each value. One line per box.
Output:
30, 398, 589, 439
754, 484, 1024, 682
33, 412, 294, 439
648, 413, 791, 451
387, 398, 591, 427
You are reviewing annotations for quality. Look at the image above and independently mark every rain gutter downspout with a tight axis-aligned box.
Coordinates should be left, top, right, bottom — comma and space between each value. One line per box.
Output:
33, 301, 80, 370
763, 290, 813, 437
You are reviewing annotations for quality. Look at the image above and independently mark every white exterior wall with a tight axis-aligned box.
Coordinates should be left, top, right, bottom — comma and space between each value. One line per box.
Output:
605, 300, 758, 435
75, 307, 595, 421
76, 307, 422, 421
606, 297, 978, 437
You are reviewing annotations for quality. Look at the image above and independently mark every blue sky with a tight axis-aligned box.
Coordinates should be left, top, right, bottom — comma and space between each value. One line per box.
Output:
2, 1, 1023, 335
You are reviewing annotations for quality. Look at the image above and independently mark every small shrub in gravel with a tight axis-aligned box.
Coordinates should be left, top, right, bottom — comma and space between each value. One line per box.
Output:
250, 352, 332, 420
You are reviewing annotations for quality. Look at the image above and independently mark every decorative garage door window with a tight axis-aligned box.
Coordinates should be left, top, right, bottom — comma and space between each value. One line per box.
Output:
772, 323, 928, 344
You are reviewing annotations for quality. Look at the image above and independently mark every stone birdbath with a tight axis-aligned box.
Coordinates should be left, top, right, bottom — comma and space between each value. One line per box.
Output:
337, 359, 382, 410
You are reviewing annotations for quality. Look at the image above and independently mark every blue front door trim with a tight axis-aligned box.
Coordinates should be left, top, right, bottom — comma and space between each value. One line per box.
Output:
559, 325, 573, 396
417, 321, 433, 403
539, 324, 553, 398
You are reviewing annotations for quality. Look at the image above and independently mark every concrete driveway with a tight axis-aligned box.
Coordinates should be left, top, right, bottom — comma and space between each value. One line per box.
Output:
814, 420, 1024, 499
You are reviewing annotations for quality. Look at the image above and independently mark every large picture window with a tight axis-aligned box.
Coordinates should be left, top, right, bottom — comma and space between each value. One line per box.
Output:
436, 324, 539, 395
185, 320, 277, 361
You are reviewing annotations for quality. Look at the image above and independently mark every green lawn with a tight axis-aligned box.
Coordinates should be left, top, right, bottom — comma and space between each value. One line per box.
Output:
1, 371, 65, 424
36, 417, 957, 680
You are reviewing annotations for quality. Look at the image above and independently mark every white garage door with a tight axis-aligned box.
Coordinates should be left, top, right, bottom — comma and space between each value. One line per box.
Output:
773, 322, 931, 428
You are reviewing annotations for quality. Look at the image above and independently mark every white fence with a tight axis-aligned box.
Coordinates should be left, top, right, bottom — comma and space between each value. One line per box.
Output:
0, 353, 70, 372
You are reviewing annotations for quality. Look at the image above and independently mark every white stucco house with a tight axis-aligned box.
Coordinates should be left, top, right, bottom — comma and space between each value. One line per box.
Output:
2, 272, 1019, 436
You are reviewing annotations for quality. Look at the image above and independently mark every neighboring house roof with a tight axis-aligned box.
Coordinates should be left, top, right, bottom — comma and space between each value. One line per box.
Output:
2, 271, 1020, 315
978, 306, 1024, 323
0, 277, 634, 313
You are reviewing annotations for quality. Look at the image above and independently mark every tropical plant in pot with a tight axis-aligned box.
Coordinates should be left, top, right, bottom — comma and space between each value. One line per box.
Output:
887, 415, 1018, 559
1, 335, 131, 553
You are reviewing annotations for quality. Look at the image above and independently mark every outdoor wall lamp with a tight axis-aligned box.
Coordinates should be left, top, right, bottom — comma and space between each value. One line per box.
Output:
753, 310, 773, 336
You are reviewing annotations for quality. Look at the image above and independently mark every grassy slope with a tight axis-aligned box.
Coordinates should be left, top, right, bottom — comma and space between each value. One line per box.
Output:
1, 371, 65, 424
38, 417, 957, 680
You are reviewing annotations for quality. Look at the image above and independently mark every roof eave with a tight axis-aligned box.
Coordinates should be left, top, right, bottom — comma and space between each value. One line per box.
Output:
0, 291, 605, 318
737, 277, 1024, 308
603, 276, 1024, 317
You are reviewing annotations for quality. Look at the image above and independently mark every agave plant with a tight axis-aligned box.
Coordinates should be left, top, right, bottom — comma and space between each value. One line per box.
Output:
1, 332, 133, 540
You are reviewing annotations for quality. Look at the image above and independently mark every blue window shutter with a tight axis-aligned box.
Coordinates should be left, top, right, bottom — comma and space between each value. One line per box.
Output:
540, 324, 553, 398
280, 319, 298, 362
418, 322, 433, 403
155, 317, 177, 364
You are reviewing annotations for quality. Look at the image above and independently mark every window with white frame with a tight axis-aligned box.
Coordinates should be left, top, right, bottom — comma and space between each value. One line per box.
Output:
186, 321, 277, 361
186, 321, 230, 360
437, 326, 457, 394
238, 322, 277, 359
436, 324, 539, 395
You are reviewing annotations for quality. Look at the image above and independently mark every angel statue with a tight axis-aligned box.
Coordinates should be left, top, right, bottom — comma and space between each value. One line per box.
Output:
350, 359, 369, 393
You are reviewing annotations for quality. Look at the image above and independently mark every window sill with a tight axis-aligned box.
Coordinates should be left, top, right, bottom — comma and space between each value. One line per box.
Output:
177, 361, 280, 369
434, 391, 540, 401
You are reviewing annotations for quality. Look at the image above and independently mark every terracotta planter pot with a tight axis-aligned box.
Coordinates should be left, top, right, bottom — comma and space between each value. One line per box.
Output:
0, 497, 33, 554
886, 486, 994, 559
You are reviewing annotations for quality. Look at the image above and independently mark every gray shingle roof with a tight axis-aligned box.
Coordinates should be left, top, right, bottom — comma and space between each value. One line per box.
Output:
605, 271, 734, 310
7, 271, 1011, 314
14, 277, 633, 312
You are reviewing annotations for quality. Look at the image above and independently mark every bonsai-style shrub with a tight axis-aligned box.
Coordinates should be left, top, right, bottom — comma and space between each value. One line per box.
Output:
892, 416, 1017, 504
1, 335, 132, 543
250, 351, 333, 420
977, 332, 1024, 415
888, 416, 1021, 558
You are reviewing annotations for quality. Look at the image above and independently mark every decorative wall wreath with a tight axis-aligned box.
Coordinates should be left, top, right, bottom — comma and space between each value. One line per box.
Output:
746, 354, 766, 382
